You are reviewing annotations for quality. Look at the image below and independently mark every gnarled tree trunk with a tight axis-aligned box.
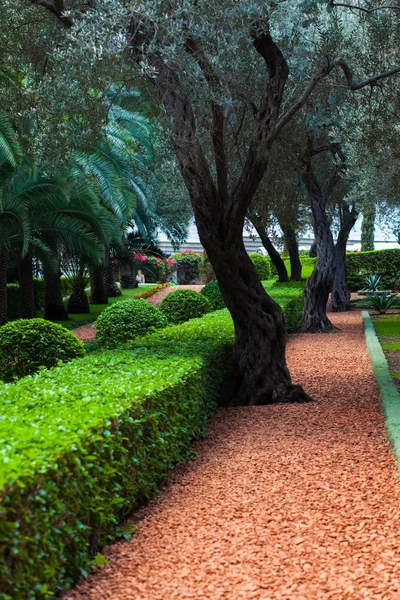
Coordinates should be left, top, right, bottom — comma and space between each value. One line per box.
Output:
282, 225, 301, 281
19, 251, 36, 319
328, 203, 358, 312
251, 220, 289, 282
0, 248, 8, 326
298, 164, 339, 333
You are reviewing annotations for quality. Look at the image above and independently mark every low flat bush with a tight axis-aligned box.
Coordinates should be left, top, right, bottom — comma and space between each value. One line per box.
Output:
267, 285, 303, 332
0, 311, 234, 599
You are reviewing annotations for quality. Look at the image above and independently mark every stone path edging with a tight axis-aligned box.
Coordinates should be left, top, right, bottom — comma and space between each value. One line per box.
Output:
362, 310, 400, 471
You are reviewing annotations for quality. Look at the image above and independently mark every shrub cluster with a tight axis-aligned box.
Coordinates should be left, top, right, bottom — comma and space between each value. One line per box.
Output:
160, 289, 212, 324
96, 298, 168, 348
0, 318, 85, 382
346, 249, 400, 292
267, 285, 304, 332
0, 311, 234, 599
249, 252, 271, 280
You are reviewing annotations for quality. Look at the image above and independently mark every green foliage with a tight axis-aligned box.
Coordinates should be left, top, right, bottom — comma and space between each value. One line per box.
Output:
0, 318, 85, 382
249, 253, 270, 281
6, 283, 19, 319
96, 298, 168, 348
365, 292, 400, 315
267, 285, 304, 332
267, 255, 317, 280
198, 251, 215, 284
200, 281, 225, 311
159, 289, 212, 324
0, 311, 234, 599
363, 274, 382, 292
347, 249, 400, 292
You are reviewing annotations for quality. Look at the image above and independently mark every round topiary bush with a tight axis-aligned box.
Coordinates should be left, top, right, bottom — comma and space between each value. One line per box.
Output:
96, 298, 168, 348
0, 318, 85, 382
249, 252, 271, 281
200, 281, 226, 311
159, 289, 212, 324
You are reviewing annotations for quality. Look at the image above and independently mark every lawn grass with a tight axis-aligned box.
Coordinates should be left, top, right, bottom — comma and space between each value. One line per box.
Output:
36, 285, 156, 329
373, 315, 400, 337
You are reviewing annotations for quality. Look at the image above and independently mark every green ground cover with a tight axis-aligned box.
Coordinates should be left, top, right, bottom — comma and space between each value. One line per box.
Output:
372, 315, 400, 337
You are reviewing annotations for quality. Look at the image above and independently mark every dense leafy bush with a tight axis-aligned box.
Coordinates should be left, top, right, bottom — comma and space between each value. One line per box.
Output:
160, 289, 212, 324
347, 249, 400, 292
267, 285, 304, 332
249, 252, 271, 280
200, 281, 225, 310
198, 251, 215, 284
0, 311, 234, 599
0, 318, 85, 382
96, 298, 168, 348
6, 283, 20, 319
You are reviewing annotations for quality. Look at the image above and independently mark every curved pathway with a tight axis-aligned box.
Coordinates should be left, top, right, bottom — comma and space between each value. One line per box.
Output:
64, 312, 400, 599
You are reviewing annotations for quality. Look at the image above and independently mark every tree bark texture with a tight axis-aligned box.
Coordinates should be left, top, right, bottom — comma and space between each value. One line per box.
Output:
0, 248, 8, 326
43, 242, 68, 321
298, 168, 338, 333
19, 251, 36, 319
252, 220, 289, 283
360, 205, 375, 251
89, 263, 108, 305
127, 20, 310, 405
328, 203, 358, 312
67, 289, 90, 314
282, 225, 302, 281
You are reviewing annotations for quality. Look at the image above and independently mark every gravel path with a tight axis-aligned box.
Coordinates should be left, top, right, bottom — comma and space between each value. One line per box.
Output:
64, 311, 400, 599
72, 285, 204, 342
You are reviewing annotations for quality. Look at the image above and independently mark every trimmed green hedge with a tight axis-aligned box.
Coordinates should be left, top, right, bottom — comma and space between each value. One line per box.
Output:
249, 253, 271, 280
159, 289, 212, 324
0, 311, 234, 599
347, 249, 400, 292
267, 285, 304, 332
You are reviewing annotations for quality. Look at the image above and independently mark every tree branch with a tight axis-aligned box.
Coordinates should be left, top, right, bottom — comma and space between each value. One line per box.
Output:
30, 0, 74, 28
185, 38, 229, 202
329, 1, 400, 14
275, 58, 400, 137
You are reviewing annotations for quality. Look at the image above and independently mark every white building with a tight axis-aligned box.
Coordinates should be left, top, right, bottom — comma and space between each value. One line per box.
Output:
157, 216, 399, 255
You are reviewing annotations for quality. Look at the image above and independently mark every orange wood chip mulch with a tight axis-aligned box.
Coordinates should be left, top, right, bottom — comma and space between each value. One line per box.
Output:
64, 311, 400, 600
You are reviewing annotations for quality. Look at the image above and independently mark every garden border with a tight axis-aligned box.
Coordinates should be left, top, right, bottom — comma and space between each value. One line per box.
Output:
362, 310, 400, 470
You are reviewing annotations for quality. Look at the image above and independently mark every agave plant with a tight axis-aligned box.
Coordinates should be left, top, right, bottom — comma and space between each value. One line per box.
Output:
365, 292, 400, 314
363, 274, 382, 292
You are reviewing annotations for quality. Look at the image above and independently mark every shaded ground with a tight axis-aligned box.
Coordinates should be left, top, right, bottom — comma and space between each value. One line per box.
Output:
64, 312, 400, 600
73, 285, 204, 342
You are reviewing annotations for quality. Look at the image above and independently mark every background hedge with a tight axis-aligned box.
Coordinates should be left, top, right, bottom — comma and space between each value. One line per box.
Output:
346, 249, 400, 291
